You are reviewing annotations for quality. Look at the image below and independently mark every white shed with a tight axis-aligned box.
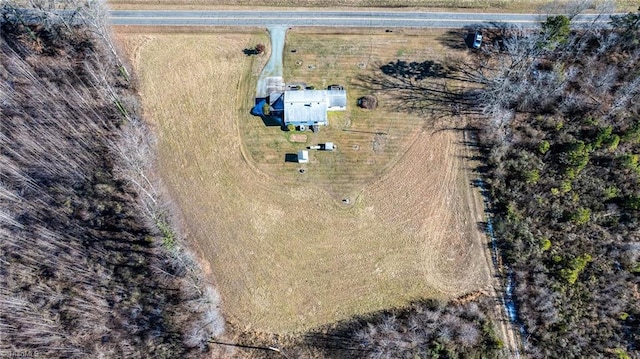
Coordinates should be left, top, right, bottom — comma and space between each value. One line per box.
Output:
297, 150, 309, 163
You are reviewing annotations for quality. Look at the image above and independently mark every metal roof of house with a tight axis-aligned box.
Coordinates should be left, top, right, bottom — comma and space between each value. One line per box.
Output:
327, 89, 347, 109
269, 92, 284, 111
286, 90, 327, 103
284, 90, 328, 125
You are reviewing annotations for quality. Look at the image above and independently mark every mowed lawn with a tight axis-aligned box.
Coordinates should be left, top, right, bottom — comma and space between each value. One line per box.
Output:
117, 29, 491, 333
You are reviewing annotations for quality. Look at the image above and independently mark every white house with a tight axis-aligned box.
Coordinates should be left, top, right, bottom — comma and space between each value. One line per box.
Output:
269, 89, 347, 127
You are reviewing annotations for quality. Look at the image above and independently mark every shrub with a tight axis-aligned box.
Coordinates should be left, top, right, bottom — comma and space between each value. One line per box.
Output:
595, 126, 613, 149
584, 116, 599, 126
623, 196, 640, 210
621, 153, 639, 170
565, 167, 576, 180
571, 207, 591, 225
506, 202, 522, 222
559, 254, 592, 284
567, 141, 591, 173
608, 135, 621, 151
604, 186, 619, 200
622, 122, 640, 143
157, 220, 176, 251
614, 348, 631, 359
542, 15, 571, 46
539, 140, 550, 154
525, 169, 541, 184
357, 95, 378, 109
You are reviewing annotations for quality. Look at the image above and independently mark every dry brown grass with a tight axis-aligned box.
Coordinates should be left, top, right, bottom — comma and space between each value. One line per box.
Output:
115, 27, 491, 334
108, 0, 638, 13
245, 28, 469, 200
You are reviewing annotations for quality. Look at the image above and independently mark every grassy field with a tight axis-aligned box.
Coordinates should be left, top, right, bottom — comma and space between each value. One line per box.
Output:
108, 0, 638, 13
245, 28, 462, 200
115, 27, 491, 334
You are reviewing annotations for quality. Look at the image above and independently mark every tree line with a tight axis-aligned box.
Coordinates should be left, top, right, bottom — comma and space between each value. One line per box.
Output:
0, 2, 223, 357
471, 5, 640, 358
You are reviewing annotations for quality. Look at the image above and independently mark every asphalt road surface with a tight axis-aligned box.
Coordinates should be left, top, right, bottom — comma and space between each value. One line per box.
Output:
108, 10, 611, 28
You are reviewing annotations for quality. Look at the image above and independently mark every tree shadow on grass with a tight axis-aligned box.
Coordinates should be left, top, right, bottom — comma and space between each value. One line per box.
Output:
438, 28, 472, 50
380, 59, 451, 80
353, 60, 482, 121
437, 24, 486, 50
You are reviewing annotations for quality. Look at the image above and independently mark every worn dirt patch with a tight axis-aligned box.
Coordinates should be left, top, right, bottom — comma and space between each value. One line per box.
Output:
372, 133, 386, 153
289, 134, 308, 143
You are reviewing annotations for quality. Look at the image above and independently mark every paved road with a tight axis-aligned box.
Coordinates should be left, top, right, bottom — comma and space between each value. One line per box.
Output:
108, 10, 610, 28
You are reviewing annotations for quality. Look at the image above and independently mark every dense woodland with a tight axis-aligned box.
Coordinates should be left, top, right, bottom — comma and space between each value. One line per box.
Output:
226, 298, 505, 359
302, 298, 504, 359
0, 3, 223, 358
472, 7, 640, 358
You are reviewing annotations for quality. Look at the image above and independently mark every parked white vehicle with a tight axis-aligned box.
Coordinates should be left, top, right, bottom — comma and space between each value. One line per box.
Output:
473, 30, 483, 49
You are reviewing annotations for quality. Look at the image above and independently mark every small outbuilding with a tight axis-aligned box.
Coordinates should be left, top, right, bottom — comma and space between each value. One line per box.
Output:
297, 150, 309, 163
308, 142, 336, 151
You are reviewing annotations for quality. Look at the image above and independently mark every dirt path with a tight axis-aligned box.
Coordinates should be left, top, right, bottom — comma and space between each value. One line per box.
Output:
460, 130, 522, 358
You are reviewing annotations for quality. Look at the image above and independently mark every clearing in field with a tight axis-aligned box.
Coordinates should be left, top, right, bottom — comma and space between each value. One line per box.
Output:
115, 27, 491, 333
